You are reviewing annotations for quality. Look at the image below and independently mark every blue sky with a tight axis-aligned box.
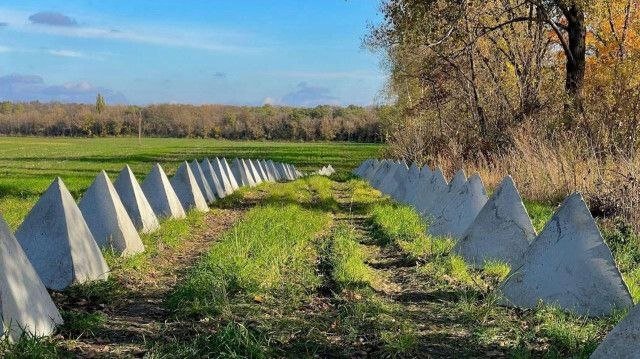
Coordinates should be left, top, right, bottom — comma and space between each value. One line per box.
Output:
0, 1, 385, 106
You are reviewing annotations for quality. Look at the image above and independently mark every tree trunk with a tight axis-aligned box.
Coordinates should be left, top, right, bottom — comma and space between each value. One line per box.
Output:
564, 5, 586, 113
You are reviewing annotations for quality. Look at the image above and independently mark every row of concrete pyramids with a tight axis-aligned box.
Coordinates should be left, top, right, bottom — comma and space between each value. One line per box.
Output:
316, 165, 335, 176
354, 159, 633, 320
0, 157, 301, 341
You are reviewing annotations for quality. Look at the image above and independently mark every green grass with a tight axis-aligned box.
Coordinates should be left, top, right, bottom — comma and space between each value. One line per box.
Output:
0, 137, 381, 229
524, 200, 555, 233
0, 335, 69, 359
327, 223, 375, 289
168, 203, 331, 317
369, 203, 454, 258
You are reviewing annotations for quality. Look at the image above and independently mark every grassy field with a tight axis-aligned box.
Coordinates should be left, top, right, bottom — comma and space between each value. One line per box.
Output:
0, 137, 381, 228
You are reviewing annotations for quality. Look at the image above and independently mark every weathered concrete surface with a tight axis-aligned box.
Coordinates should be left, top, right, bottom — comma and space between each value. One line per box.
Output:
283, 164, 294, 180
381, 162, 407, 196
371, 161, 392, 188
427, 174, 488, 239
448, 169, 467, 193
201, 158, 227, 199
16, 178, 109, 290
189, 160, 216, 204
212, 158, 234, 196
221, 158, 240, 191
590, 304, 640, 358
230, 158, 249, 187
0, 214, 63, 341
354, 159, 372, 176
247, 159, 263, 184
267, 160, 281, 181
499, 192, 632, 317
413, 168, 448, 215
276, 162, 292, 181
454, 175, 536, 268
79, 171, 145, 256
260, 159, 276, 182
114, 165, 160, 233
401, 164, 425, 205
170, 161, 210, 212
254, 159, 270, 182
363, 159, 382, 181
141, 163, 186, 219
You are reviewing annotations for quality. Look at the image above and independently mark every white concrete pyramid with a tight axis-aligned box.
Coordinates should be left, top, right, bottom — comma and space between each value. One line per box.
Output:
189, 160, 216, 204
401, 164, 426, 204
221, 158, 240, 191
427, 174, 488, 238
378, 162, 401, 194
114, 165, 160, 233
201, 158, 227, 199
247, 159, 263, 184
371, 161, 392, 188
413, 168, 448, 214
260, 159, 276, 182
231, 158, 253, 187
449, 169, 467, 193
16, 178, 109, 290
353, 160, 368, 176
396, 163, 420, 203
281, 163, 293, 180
363, 159, 382, 180
590, 304, 640, 357
454, 175, 536, 268
0, 214, 63, 341
212, 157, 234, 196
254, 159, 269, 182
385, 162, 408, 198
275, 162, 289, 181
499, 192, 632, 316
267, 160, 282, 181
141, 163, 186, 219
170, 161, 209, 212
79, 171, 145, 256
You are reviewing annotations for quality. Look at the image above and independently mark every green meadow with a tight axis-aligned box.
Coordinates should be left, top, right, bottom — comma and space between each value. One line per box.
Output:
0, 137, 382, 228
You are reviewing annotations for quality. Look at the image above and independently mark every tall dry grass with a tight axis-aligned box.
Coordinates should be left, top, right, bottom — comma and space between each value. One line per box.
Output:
391, 124, 640, 232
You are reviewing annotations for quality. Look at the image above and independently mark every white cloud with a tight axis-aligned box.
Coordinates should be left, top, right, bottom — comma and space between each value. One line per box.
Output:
47, 49, 85, 58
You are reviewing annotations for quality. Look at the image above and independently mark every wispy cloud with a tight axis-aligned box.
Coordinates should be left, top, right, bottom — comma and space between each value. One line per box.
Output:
0, 45, 12, 53
269, 70, 382, 80
0, 7, 262, 53
47, 49, 85, 58
268, 82, 341, 107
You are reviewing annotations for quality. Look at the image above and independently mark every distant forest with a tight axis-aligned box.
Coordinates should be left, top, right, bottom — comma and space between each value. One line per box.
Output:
0, 102, 386, 142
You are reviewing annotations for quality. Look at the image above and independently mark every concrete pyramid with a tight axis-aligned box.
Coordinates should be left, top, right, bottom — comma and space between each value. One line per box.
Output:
114, 165, 160, 233
16, 178, 109, 290
190, 160, 216, 204
201, 158, 227, 199
231, 158, 254, 187
397, 163, 421, 203
402, 164, 427, 205
221, 158, 240, 191
413, 168, 448, 214
590, 304, 640, 357
363, 159, 382, 180
254, 159, 270, 182
141, 163, 186, 219
267, 160, 282, 181
260, 159, 276, 182
499, 192, 632, 316
79, 171, 145, 256
454, 176, 536, 268
170, 161, 209, 212
213, 157, 234, 196
449, 169, 467, 193
371, 161, 392, 188
247, 159, 263, 184
427, 174, 488, 238
275, 162, 290, 181
282, 163, 293, 180
354, 159, 371, 176
0, 214, 63, 341
380, 162, 406, 196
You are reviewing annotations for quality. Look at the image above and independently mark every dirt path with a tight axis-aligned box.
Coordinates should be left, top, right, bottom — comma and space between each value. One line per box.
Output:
53, 208, 245, 358
331, 182, 508, 358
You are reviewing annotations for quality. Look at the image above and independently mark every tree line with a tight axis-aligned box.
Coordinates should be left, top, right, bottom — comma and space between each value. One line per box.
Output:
366, 0, 640, 161
0, 102, 385, 142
